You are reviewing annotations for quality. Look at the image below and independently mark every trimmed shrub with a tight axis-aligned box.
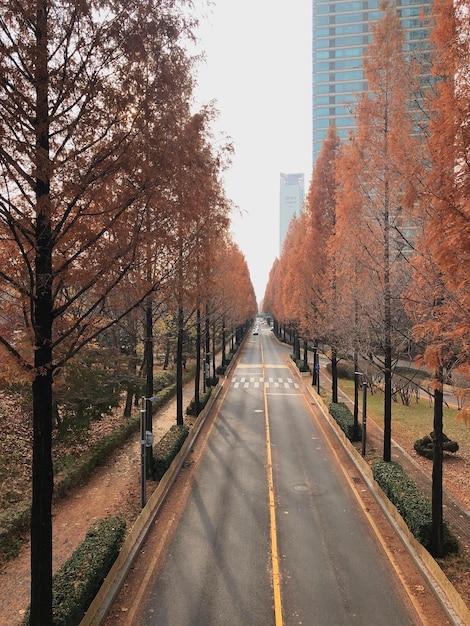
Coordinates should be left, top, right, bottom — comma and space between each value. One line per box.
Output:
149, 383, 177, 413
290, 354, 310, 373
186, 388, 212, 417
329, 402, 362, 442
154, 371, 176, 393
153, 424, 189, 480
414, 432, 459, 460
216, 365, 226, 375
372, 460, 458, 554
0, 502, 30, 562
23, 516, 126, 625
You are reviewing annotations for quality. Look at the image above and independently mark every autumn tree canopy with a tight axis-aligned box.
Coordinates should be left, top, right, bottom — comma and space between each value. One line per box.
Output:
407, 0, 470, 417
0, 0, 202, 622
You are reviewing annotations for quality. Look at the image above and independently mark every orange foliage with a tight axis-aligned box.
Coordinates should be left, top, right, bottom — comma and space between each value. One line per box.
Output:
405, 0, 470, 421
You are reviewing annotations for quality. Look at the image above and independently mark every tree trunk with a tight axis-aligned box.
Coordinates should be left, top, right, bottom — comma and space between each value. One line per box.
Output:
30, 2, 54, 622
195, 308, 201, 415
212, 321, 216, 375
383, 350, 392, 462
431, 368, 444, 557
176, 306, 184, 425
293, 330, 300, 361
331, 348, 338, 403
221, 318, 226, 367
383, 177, 392, 462
124, 346, 137, 418
303, 339, 308, 369
145, 298, 154, 475
204, 309, 210, 391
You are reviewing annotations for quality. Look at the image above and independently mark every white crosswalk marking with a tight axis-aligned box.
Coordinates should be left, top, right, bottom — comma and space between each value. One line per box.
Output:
231, 376, 301, 391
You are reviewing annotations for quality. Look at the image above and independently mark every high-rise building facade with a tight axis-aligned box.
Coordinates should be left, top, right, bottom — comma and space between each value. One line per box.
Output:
279, 173, 305, 254
312, 0, 431, 165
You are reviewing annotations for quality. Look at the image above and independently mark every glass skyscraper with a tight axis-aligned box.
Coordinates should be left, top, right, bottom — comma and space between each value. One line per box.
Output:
312, 0, 432, 165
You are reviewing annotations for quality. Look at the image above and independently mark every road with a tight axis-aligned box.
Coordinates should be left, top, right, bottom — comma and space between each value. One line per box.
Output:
105, 324, 452, 625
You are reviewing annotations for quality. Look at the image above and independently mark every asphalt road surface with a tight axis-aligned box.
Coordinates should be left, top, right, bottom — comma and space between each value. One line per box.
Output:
107, 325, 449, 625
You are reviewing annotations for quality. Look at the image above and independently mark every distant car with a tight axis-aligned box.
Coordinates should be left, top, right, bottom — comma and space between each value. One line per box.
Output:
253, 328, 259, 335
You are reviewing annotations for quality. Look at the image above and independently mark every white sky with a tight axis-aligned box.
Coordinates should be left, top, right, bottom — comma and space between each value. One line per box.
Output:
192, 0, 313, 305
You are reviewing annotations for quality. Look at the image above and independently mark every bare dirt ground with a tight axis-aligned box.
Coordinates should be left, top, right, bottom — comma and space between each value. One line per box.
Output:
0, 377, 469, 625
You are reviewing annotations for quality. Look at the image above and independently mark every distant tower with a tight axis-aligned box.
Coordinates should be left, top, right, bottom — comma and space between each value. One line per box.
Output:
279, 173, 305, 254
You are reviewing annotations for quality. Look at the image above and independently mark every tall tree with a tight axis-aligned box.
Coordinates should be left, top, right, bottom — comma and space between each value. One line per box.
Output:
306, 124, 342, 400
0, 1, 195, 622
417, 0, 470, 417
335, 2, 418, 461
404, 0, 470, 555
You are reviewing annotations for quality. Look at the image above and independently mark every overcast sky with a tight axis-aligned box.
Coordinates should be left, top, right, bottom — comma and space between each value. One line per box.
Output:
192, 0, 313, 305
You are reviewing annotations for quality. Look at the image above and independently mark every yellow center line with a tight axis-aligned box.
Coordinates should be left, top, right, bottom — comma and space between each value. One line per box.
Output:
261, 336, 284, 626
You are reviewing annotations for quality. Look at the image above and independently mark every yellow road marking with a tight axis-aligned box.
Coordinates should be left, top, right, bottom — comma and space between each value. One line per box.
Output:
261, 337, 284, 626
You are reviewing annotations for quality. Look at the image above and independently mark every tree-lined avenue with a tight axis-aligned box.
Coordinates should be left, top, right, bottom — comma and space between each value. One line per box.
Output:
105, 325, 451, 625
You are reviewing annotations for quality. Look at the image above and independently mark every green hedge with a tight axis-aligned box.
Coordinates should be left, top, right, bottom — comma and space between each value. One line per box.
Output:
329, 402, 361, 442
290, 354, 310, 373
372, 461, 458, 554
153, 424, 189, 480
186, 388, 212, 417
24, 515, 126, 626
0, 502, 30, 562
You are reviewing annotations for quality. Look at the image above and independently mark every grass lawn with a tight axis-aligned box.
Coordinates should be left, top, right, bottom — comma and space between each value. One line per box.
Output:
325, 378, 470, 456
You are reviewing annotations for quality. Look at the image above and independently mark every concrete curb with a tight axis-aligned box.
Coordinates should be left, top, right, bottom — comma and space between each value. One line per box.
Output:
303, 381, 470, 626
80, 383, 221, 626
80, 337, 245, 625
